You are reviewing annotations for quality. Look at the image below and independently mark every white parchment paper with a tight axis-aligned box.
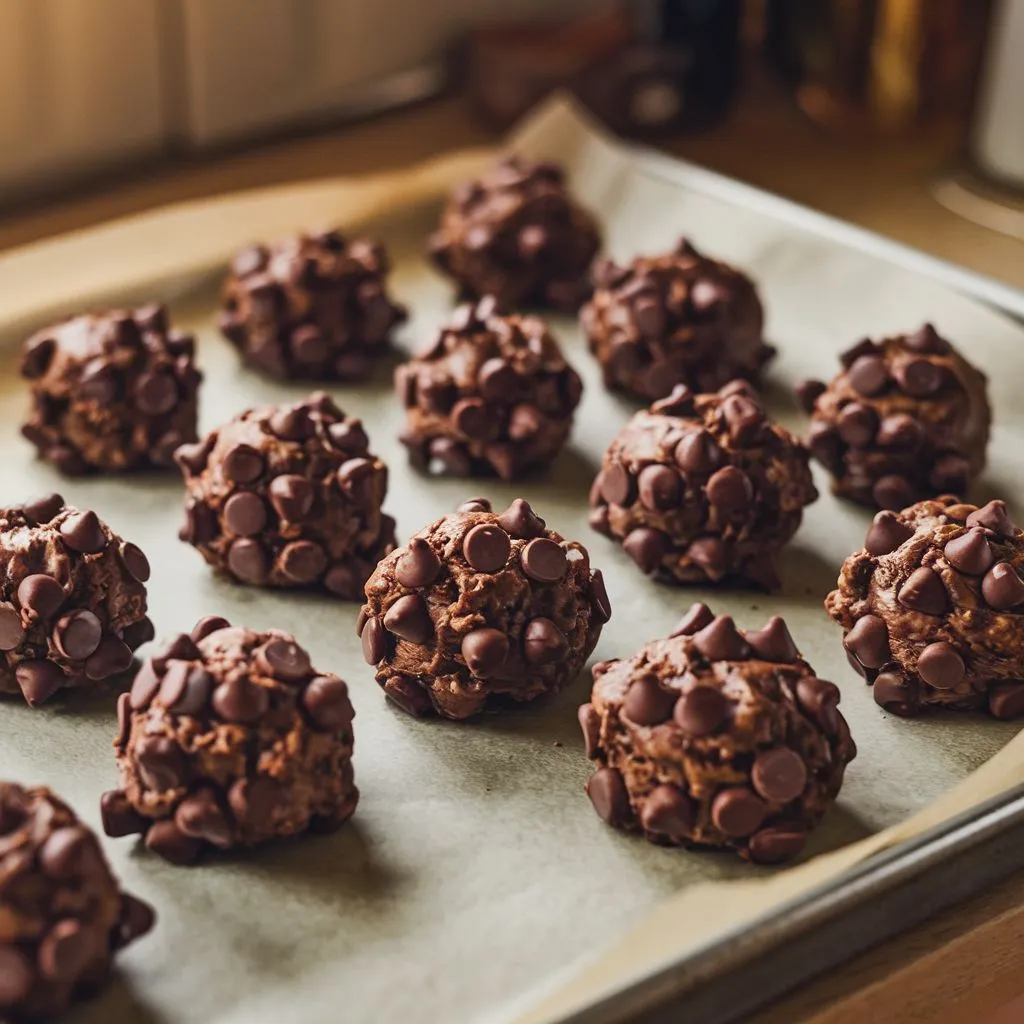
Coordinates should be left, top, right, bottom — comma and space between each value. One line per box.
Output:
0, 98, 1022, 1024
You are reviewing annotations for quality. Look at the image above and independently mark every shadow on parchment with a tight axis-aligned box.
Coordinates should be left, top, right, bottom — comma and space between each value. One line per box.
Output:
68, 976, 165, 1024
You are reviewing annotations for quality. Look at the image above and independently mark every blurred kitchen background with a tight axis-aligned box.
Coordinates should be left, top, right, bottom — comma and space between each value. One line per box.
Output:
1, 0, 1022, 285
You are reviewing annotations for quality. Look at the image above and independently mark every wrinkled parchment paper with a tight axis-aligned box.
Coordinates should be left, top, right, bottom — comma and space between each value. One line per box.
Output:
1, 97, 1023, 1024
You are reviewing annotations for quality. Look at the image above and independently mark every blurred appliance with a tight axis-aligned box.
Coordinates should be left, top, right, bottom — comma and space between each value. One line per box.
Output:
0, 0, 606, 202
765, 0, 993, 131
969, 0, 1024, 189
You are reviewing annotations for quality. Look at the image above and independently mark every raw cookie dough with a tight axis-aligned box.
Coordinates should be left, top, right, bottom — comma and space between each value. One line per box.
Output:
395, 297, 583, 480
101, 617, 358, 865
580, 607, 856, 863
175, 392, 395, 598
0, 495, 153, 707
358, 497, 611, 720
798, 324, 991, 510
589, 382, 817, 590
827, 495, 1024, 717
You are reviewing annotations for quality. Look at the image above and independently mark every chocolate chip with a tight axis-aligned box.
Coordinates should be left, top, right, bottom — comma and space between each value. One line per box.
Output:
259, 638, 313, 682
795, 379, 826, 414
115, 541, 150, 583
847, 355, 889, 396
223, 491, 268, 536
944, 528, 993, 575
598, 463, 635, 506
578, 703, 601, 757
457, 497, 492, 513
897, 566, 948, 615
478, 358, 519, 401
876, 413, 923, 450
988, 683, 1024, 720
751, 749, 807, 803
836, 402, 879, 448
145, 819, 202, 865
651, 384, 694, 418
79, 359, 118, 402
382, 674, 433, 717
129, 662, 160, 709
21, 493, 64, 524
585, 767, 633, 827
967, 500, 1017, 537
280, 540, 327, 583
133, 370, 178, 415
622, 528, 667, 575
59, 510, 107, 554
114, 893, 156, 949
745, 616, 798, 662
873, 671, 920, 715
930, 454, 971, 493
53, 609, 102, 660
191, 616, 230, 643
175, 789, 232, 848
100, 790, 146, 838
0, 605, 24, 651
38, 919, 94, 983
268, 406, 314, 441
640, 785, 694, 838
720, 395, 763, 444
983, 562, 1024, 610
337, 458, 381, 505
905, 323, 949, 354
894, 357, 943, 397
223, 444, 265, 483
152, 633, 201, 673
463, 524, 511, 572
395, 538, 441, 588
686, 536, 728, 580
706, 466, 753, 513
383, 594, 433, 644
122, 616, 156, 650
267, 475, 315, 522
917, 642, 965, 689
523, 617, 568, 665
40, 826, 99, 878
327, 419, 369, 455
748, 827, 807, 864
497, 499, 546, 538
693, 616, 750, 661
864, 511, 914, 555
116, 692, 131, 749
85, 635, 133, 680
674, 686, 730, 737
21, 335, 56, 379
361, 616, 386, 665
521, 537, 567, 582
843, 614, 890, 668
670, 602, 714, 637
795, 677, 841, 734
590, 570, 612, 624
165, 664, 213, 715
623, 675, 676, 725
303, 675, 353, 731
636, 465, 682, 512
136, 736, 185, 790
175, 439, 213, 475
807, 422, 842, 472
839, 338, 877, 367
461, 628, 508, 677
227, 538, 269, 584
212, 677, 269, 723
872, 474, 916, 511
674, 429, 722, 475
711, 788, 766, 837
15, 660, 65, 706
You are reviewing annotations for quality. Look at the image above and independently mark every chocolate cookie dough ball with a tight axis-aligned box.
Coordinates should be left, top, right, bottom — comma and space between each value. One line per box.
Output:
218, 230, 406, 381
0, 782, 155, 1020
827, 496, 1024, 718
359, 497, 611, 720
589, 382, 817, 590
0, 495, 153, 707
101, 617, 357, 865
581, 238, 772, 402
20, 305, 201, 475
798, 324, 991, 510
395, 298, 583, 480
175, 393, 395, 598
580, 607, 855, 863
428, 155, 600, 312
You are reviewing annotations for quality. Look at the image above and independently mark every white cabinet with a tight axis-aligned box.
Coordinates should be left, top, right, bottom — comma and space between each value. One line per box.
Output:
0, 0, 165, 196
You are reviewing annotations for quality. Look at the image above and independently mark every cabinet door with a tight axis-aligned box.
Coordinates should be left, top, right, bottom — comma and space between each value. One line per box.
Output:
0, 0, 164, 196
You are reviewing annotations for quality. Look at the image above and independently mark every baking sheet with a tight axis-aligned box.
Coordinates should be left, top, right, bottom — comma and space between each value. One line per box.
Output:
1, 97, 1023, 1024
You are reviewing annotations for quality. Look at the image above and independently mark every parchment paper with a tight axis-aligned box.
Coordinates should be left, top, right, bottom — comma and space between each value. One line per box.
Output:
1, 97, 1024, 1024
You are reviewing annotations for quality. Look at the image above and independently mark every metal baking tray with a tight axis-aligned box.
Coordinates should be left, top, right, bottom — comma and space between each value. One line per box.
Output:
1, 97, 1022, 1024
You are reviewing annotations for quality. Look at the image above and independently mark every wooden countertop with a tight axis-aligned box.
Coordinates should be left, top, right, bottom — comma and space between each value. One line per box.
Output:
2, 85, 1022, 1024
